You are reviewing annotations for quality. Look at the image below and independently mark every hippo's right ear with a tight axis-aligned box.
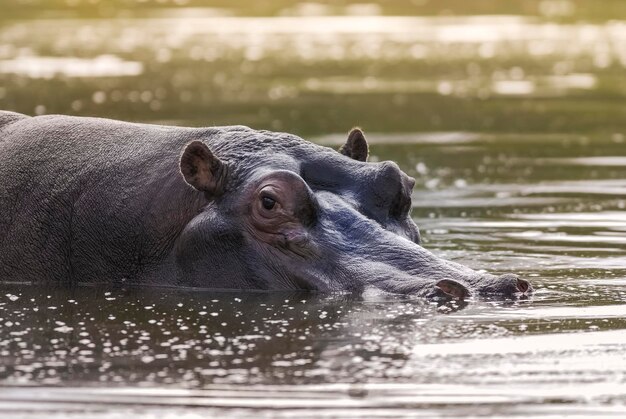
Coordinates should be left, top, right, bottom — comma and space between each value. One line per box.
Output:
339, 128, 368, 162
180, 141, 228, 197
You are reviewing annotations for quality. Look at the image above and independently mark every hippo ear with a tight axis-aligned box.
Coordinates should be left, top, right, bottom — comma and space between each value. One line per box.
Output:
339, 128, 368, 162
180, 141, 228, 197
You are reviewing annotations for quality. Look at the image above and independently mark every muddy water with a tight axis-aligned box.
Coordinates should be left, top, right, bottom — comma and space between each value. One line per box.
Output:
1, 3, 626, 417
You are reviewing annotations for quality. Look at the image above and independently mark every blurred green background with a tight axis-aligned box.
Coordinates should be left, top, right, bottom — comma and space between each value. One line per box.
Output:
0, 0, 625, 137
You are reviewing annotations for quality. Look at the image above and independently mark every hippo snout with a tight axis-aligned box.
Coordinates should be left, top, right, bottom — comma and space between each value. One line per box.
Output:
426, 274, 532, 301
472, 273, 533, 297
498, 273, 532, 294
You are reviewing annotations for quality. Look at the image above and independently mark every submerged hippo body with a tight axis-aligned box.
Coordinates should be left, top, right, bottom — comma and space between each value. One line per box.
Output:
0, 111, 530, 298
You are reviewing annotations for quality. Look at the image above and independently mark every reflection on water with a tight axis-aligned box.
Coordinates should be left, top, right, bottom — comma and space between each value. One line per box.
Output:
0, 13, 625, 134
1, 2, 626, 417
0, 55, 143, 79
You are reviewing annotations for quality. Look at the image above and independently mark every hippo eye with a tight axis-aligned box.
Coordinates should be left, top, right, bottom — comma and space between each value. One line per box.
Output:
261, 196, 276, 210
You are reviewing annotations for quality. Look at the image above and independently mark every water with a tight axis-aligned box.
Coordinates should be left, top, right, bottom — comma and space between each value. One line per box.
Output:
1, 2, 626, 417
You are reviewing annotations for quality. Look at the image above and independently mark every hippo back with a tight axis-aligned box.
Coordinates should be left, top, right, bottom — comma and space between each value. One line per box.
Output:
0, 112, 211, 283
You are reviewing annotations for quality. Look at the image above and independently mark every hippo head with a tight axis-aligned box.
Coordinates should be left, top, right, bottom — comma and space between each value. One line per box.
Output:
176, 128, 531, 299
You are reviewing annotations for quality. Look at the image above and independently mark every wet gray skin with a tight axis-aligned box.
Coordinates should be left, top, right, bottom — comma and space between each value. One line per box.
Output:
0, 111, 531, 299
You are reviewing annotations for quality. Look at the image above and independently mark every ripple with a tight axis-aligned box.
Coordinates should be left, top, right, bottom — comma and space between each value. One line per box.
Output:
1, 381, 625, 418
452, 305, 626, 322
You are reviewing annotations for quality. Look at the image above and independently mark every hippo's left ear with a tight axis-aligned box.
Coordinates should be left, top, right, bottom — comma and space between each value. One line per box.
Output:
180, 141, 228, 198
339, 128, 368, 162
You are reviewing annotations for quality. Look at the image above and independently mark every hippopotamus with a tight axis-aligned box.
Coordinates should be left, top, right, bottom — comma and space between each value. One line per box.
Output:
0, 111, 531, 299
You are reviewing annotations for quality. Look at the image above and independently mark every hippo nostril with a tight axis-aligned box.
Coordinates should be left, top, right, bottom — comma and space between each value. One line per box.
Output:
516, 278, 530, 293
492, 274, 532, 296
435, 279, 470, 300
